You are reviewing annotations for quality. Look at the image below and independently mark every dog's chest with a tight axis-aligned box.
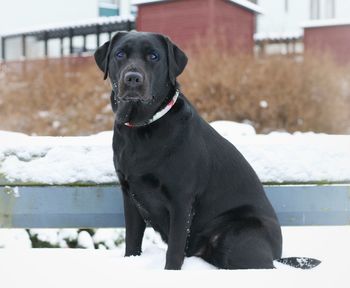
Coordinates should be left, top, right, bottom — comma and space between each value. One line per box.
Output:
127, 173, 170, 227
115, 129, 170, 173
113, 126, 188, 232
115, 142, 169, 219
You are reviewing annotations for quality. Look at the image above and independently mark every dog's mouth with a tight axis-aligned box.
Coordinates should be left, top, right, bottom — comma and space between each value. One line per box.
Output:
117, 90, 154, 104
115, 101, 134, 124
114, 90, 156, 125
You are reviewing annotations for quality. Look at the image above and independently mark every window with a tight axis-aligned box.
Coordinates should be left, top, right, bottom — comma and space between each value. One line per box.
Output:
325, 0, 335, 18
99, 0, 119, 17
100, 0, 118, 4
310, 0, 320, 19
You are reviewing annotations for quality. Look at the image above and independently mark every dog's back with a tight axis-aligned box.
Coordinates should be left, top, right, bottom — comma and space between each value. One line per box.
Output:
174, 97, 283, 268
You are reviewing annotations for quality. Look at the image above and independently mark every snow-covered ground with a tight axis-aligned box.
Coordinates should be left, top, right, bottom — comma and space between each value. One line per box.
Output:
0, 226, 349, 287
0, 122, 350, 286
1, 121, 350, 184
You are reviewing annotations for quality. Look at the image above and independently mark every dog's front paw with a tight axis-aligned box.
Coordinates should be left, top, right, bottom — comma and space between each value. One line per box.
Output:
125, 250, 142, 257
164, 257, 183, 270
164, 263, 182, 270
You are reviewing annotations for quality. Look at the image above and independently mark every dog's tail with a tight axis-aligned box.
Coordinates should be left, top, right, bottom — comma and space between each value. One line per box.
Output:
275, 257, 321, 269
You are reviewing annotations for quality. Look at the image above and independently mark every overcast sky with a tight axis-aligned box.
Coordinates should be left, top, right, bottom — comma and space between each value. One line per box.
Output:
0, 0, 97, 35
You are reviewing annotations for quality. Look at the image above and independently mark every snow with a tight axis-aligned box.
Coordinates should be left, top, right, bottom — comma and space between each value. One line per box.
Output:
210, 120, 256, 136
254, 31, 303, 42
93, 229, 124, 249
131, 0, 165, 5
1, 122, 349, 185
77, 231, 95, 249
0, 226, 349, 287
228, 0, 264, 14
0, 131, 116, 185
302, 18, 350, 28
259, 100, 269, 109
0, 229, 31, 249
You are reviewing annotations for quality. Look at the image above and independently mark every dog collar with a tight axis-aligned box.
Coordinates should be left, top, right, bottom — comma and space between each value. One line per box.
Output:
124, 89, 180, 128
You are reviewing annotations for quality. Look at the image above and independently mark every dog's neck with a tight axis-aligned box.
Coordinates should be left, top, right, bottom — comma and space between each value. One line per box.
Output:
124, 89, 180, 128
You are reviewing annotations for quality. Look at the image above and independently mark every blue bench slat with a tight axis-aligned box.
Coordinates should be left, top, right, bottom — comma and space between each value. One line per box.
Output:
0, 185, 349, 228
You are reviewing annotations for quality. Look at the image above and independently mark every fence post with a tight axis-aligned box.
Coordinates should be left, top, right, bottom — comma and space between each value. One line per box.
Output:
60, 37, 64, 57
83, 35, 87, 52
43, 32, 49, 58
127, 20, 133, 31
96, 25, 101, 48
21, 35, 27, 59
69, 28, 74, 55
1, 36, 6, 61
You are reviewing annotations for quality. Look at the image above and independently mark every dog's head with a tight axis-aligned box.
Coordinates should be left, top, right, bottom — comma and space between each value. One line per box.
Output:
94, 31, 188, 126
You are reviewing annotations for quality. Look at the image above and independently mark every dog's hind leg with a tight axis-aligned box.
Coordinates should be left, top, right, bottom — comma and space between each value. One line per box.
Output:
200, 219, 277, 269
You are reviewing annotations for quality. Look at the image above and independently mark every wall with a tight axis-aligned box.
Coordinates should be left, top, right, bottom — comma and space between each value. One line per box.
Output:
136, 0, 210, 49
335, 0, 350, 19
304, 24, 350, 64
136, 0, 255, 52
256, 0, 309, 34
213, 0, 255, 53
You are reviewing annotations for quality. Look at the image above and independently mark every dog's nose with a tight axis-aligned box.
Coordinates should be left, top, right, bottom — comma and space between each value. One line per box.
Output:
124, 72, 144, 88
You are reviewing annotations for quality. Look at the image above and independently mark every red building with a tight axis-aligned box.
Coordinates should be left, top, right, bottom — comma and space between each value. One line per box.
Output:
134, 0, 262, 53
303, 19, 350, 64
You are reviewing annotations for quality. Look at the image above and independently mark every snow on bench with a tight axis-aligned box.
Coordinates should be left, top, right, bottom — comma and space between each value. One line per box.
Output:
0, 121, 349, 228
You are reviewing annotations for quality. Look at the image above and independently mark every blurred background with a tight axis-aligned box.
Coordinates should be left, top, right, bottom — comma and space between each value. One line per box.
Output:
0, 0, 349, 136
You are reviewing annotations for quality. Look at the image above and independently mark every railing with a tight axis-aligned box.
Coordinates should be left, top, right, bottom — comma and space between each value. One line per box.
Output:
0, 17, 135, 61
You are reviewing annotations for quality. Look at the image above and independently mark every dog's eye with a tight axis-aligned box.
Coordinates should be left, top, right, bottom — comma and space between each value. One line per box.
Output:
116, 51, 126, 60
147, 52, 160, 62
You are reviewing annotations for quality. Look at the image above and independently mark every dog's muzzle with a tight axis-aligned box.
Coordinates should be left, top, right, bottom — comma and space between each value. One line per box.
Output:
115, 69, 151, 102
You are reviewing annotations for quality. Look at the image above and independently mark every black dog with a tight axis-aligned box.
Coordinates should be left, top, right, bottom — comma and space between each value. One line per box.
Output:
95, 31, 284, 270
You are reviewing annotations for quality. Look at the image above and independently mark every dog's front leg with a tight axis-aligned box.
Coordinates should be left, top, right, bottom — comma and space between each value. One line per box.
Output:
165, 203, 193, 270
122, 191, 146, 256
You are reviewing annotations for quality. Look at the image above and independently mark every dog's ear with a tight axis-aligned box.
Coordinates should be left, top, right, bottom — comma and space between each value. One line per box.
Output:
94, 41, 110, 79
161, 36, 188, 85
94, 31, 127, 80
110, 90, 117, 113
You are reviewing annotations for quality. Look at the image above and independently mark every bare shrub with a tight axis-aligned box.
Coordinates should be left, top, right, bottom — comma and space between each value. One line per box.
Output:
0, 57, 112, 136
0, 46, 349, 136
180, 43, 350, 134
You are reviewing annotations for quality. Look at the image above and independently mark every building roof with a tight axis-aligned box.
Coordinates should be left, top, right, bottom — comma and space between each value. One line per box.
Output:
302, 18, 350, 29
131, 0, 263, 14
1, 16, 135, 39
254, 31, 303, 42
228, 0, 263, 14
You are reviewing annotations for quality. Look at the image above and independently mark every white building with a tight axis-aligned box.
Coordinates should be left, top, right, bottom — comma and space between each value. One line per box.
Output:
2, 0, 350, 60
0, 0, 133, 60
254, 0, 350, 55
0, 0, 132, 36
257, 0, 350, 35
